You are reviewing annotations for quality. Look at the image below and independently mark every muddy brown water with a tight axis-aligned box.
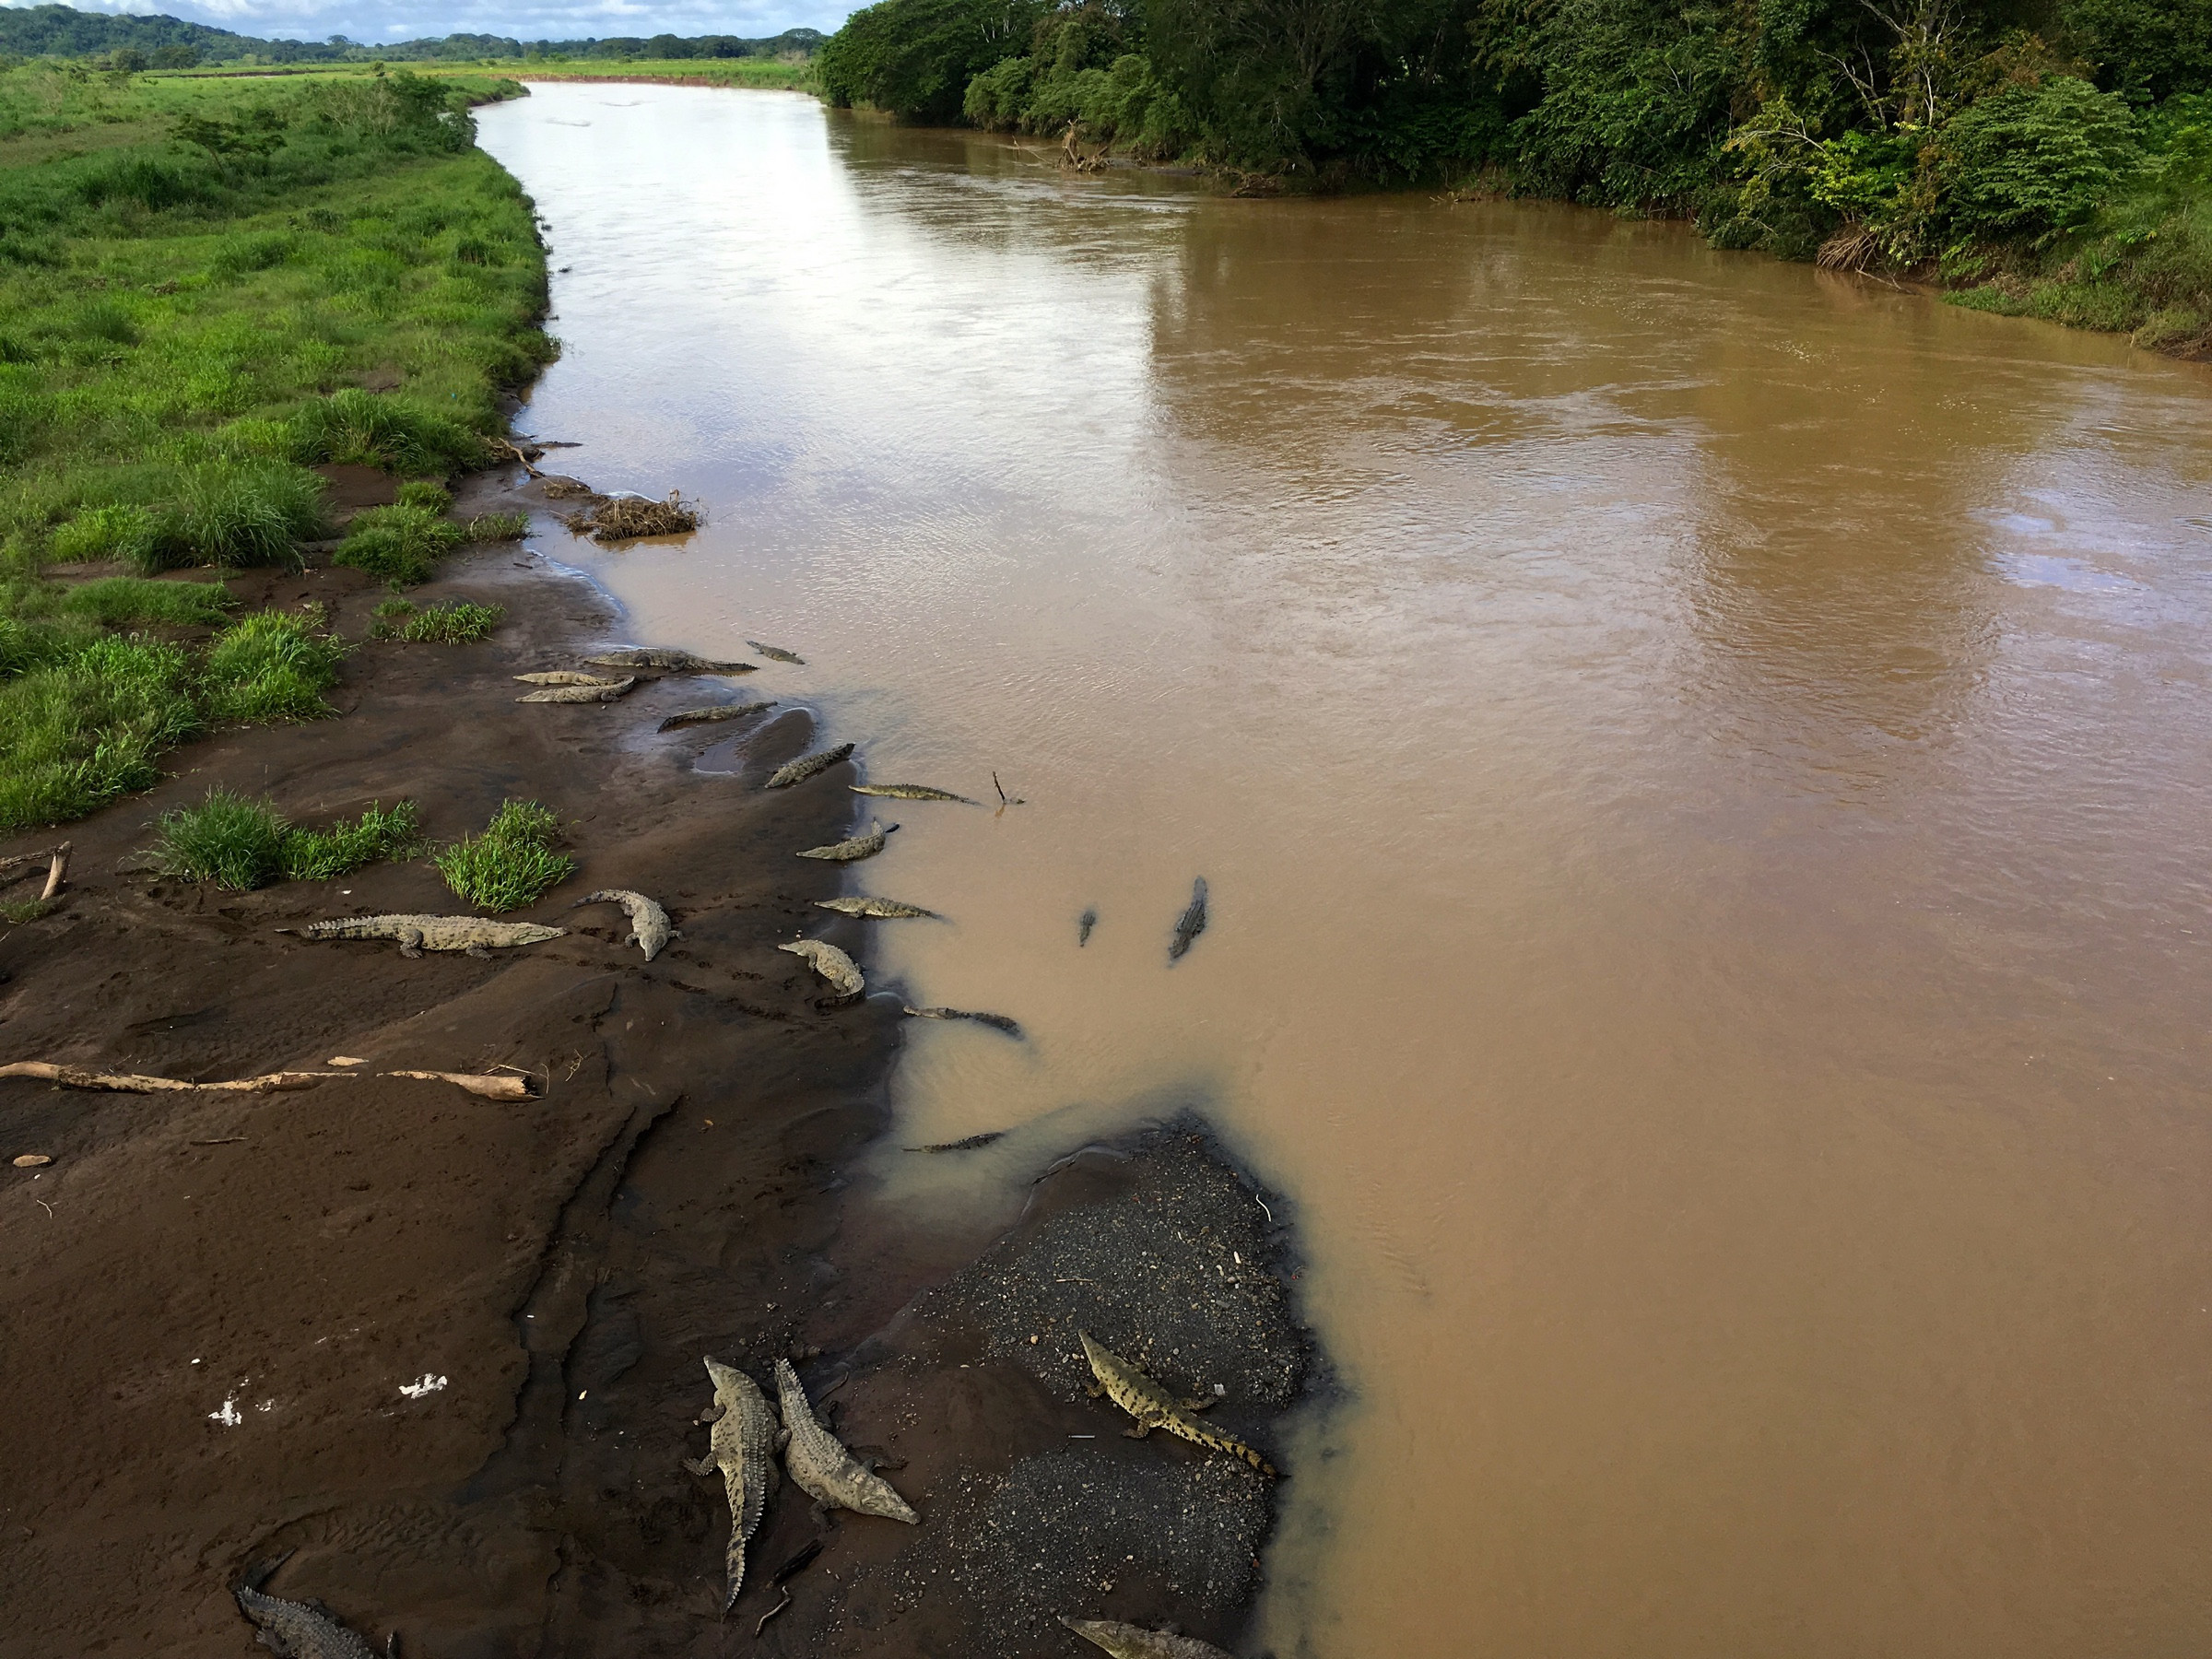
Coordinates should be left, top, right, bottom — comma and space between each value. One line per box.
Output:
478, 85, 2212, 1658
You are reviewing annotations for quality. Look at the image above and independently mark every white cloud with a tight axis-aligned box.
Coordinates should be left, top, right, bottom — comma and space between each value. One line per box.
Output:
2, 0, 854, 43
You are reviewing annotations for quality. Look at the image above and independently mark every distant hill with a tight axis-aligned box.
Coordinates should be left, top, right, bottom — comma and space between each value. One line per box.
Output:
0, 5, 824, 64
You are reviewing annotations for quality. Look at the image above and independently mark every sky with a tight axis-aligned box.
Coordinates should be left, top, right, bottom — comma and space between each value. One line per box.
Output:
2, 0, 851, 44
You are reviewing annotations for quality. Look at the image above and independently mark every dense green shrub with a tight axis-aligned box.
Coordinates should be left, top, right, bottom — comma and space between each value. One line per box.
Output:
1940, 76, 2140, 242
434, 797, 572, 911
819, 0, 1044, 123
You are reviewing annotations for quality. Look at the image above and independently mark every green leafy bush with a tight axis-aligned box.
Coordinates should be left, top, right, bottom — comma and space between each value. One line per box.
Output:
332, 500, 464, 585
201, 607, 346, 722
434, 796, 572, 911
1941, 76, 2141, 242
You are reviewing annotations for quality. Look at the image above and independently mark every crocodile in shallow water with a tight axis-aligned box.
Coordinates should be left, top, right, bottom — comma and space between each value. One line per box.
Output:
767, 743, 856, 789
1059, 1618, 1235, 1659
1079, 907, 1098, 946
772, 1357, 919, 1523
684, 1358, 780, 1610
291, 915, 565, 958
513, 671, 629, 687
901, 1005, 1021, 1038
796, 820, 895, 862
518, 677, 635, 703
779, 938, 864, 1000
903, 1131, 1006, 1152
849, 783, 978, 803
1079, 1331, 1275, 1475
816, 895, 938, 919
232, 1553, 386, 1659
585, 647, 757, 674
659, 700, 773, 732
746, 640, 806, 665
573, 888, 674, 960
1169, 877, 1208, 962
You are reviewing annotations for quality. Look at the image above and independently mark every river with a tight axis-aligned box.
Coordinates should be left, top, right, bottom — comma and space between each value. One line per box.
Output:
476, 84, 2212, 1659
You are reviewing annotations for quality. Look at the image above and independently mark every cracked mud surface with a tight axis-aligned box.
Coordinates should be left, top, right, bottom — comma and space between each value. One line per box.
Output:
0, 487, 1315, 1658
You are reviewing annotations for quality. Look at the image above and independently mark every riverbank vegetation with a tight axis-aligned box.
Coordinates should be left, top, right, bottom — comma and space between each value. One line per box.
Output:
820, 0, 2212, 352
0, 63, 553, 830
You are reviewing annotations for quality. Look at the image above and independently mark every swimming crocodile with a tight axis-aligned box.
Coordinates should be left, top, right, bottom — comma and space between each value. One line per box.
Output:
747, 640, 806, 665
573, 888, 675, 960
584, 648, 758, 674
903, 1131, 1006, 1152
849, 783, 978, 804
1169, 877, 1208, 962
518, 677, 635, 703
779, 938, 864, 999
684, 1358, 780, 1611
1078, 1331, 1274, 1475
816, 895, 938, 919
659, 700, 773, 732
796, 820, 895, 862
1059, 1617, 1234, 1659
1079, 907, 1098, 946
233, 1554, 387, 1659
767, 744, 856, 789
772, 1358, 919, 1524
901, 1005, 1022, 1038
513, 671, 629, 686
292, 915, 565, 958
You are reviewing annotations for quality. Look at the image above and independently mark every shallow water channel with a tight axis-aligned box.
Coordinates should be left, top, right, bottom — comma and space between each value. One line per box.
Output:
477, 84, 2212, 1659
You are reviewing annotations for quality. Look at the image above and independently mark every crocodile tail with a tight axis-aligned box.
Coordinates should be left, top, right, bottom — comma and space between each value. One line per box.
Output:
722, 1534, 745, 1612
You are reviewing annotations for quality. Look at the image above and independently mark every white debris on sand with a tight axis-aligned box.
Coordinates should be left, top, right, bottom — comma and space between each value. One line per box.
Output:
398, 1373, 449, 1399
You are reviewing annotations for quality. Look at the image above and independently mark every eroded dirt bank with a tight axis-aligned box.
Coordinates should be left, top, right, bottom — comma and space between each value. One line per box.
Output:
0, 471, 1312, 1659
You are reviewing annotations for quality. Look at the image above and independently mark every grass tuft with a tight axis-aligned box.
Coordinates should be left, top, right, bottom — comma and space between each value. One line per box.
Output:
154, 787, 423, 888
373, 597, 503, 642
151, 461, 327, 572
0, 632, 201, 830
202, 606, 346, 723
288, 389, 487, 476
464, 510, 528, 541
394, 479, 453, 514
57, 577, 232, 628
332, 501, 463, 586
434, 796, 571, 912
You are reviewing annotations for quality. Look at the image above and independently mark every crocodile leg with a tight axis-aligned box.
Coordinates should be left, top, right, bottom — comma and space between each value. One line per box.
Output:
397, 927, 425, 959
683, 1455, 715, 1477
1182, 1396, 1217, 1412
1123, 1423, 1154, 1440
1084, 1381, 1106, 1399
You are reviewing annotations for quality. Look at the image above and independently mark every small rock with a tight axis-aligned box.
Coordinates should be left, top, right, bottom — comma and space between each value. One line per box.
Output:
13, 1154, 51, 1168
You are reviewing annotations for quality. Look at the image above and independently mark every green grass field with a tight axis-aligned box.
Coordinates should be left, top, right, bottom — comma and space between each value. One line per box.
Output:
0, 62, 552, 831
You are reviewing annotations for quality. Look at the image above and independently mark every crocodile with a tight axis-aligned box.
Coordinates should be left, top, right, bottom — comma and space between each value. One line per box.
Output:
779, 938, 864, 999
519, 677, 635, 704
1079, 907, 1098, 946
1059, 1618, 1235, 1659
573, 888, 675, 961
513, 671, 629, 686
767, 743, 856, 789
815, 895, 938, 920
233, 1554, 387, 1659
1169, 877, 1208, 962
796, 820, 896, 862
901, 1005, 1022, 1038
747, 640, 806, 665
1078, 1331, 1274, 1475
849, 783, 978, 804
903, 1130, 1006, 1152
683, 1358, 780, 1611
659, 700, 773, 732
772, 1358, 919, 1524
293, 915, 565, 958
584, 648, 758, 674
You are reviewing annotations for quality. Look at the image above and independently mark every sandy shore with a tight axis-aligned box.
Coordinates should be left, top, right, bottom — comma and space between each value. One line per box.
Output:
0, 465, 1314, 1658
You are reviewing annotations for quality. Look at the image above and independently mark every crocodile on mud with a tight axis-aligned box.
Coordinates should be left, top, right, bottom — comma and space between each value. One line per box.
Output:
1169, 877, 1208, 962
849, 783, 978, 804
659, 700, 774, 732
1079, 1331, 1276, 1475
233, 1553, 388, 1659
772, 1358, 920, 1524
513, 671, 629, 687
684, 1358, 781, 1611
815, 895, 938, 920
747, 640, 806, 665
901, 1005, 1022, 1038
573, 888, 675, 961
795, 820, 896, 863
584, 648, 758, 674
1079, 907, 1098, 946
903, 1130, 1006, 1152
288, 915, 565, 959
778, 938, 865, 1000
767, 743, 856, 790
1060, 1617, 1235, 1659
518, 677, 635, 704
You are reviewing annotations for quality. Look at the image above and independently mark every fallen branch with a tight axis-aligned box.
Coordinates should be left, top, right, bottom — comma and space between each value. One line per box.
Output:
382, 1070, 538, 1100
0, 842, 67, 889
41, 841, 69, 900
1, 1064, 537, 1100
